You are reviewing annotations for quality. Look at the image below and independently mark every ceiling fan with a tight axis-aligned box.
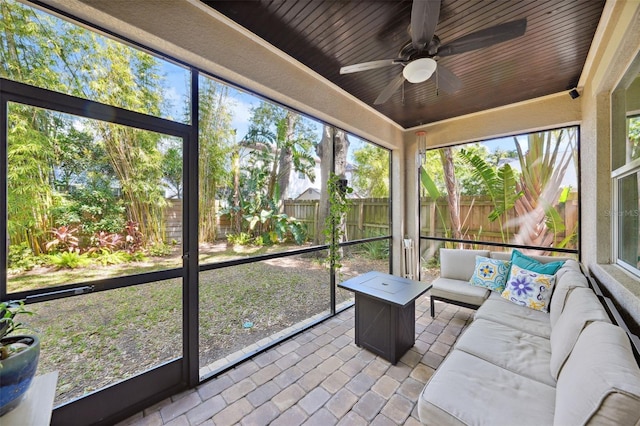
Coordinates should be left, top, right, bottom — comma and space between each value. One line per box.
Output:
339, 0, 527, 105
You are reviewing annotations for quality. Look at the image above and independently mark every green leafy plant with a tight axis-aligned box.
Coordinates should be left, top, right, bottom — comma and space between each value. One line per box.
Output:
0, 300, 33, 362
459, 149, 522, 242
360, 239, 389, 260
7, 242, 40, 273
147, 242, 172, 257
226, 232, 253, 246
324, 173, 353, 270
245, 209, 306, 245
420, 167, 450, 238
92, 249, 130, 266
47, 251, 91, 269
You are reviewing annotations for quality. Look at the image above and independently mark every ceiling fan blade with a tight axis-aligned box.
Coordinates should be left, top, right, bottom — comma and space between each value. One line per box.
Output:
374, 72, 406, 105
411, 0, 441, 51
340, 59, 397, 74
435, 64, 462, 94
438, 18, 527, 57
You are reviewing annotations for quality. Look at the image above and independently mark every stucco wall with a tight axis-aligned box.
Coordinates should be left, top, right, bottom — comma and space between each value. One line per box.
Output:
578, 0, 640, 325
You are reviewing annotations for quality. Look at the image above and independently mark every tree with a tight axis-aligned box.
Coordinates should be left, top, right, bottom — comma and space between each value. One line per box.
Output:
198, 78, 234, 242
628, 116, 640, 161
2, 1, 70, 252
161, 145, 183, 199
351, 144, 389, 197
315, 126, 349, 247
244, 103, 317, 208
459, 149, 521, 243
511, 129, 576, 250
2, 0, 172, 248
225, 103, 316, 244
440, 147, 462, 242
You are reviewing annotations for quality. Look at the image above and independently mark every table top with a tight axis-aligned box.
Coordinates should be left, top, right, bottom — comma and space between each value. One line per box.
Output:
1, 371, 58, 426
338, 271, 431, 307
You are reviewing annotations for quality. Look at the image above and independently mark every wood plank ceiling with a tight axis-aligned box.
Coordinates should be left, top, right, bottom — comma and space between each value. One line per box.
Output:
202, 0, 605, 129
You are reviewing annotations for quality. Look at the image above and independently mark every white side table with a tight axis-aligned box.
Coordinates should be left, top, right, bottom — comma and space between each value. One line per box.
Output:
1, 371, 58, 425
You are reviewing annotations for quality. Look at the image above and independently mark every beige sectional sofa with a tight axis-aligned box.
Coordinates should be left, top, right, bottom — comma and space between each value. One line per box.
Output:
418, 248, 640, 425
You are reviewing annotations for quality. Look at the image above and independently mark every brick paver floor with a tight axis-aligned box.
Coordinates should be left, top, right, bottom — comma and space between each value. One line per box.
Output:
118, 296, 474, 425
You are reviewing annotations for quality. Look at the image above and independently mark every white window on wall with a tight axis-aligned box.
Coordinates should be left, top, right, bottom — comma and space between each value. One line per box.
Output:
613, 115, 640, 274
611, 46, 640, 276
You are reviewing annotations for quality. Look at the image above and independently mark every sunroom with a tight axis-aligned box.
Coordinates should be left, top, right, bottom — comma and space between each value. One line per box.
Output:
1, 0, 640, 425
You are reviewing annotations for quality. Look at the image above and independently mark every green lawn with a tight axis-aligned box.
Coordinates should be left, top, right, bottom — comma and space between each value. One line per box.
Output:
22, 245, 386, 405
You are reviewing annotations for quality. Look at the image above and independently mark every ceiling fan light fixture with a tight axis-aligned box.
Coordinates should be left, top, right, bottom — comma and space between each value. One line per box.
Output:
403, 58, 437, 83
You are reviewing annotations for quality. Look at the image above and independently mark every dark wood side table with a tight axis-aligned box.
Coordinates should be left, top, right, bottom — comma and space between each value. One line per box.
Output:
338, 271, 432, 364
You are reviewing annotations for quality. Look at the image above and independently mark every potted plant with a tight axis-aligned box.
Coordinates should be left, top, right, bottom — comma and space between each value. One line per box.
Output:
0, 300, 40, 416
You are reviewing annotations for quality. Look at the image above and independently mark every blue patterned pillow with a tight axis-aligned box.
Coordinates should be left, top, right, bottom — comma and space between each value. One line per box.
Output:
469, 256, 511, 293
501, 265, 556, 312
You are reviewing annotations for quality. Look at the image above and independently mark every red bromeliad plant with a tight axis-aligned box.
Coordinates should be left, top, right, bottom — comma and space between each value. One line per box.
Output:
124, 221, 144, 254
45, 225, 80, 253
88, 231, 124, 253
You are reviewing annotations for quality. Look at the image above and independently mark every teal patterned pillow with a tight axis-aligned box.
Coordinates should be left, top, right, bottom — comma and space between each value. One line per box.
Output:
469, 256, 511, 293
501, 265, 556, 312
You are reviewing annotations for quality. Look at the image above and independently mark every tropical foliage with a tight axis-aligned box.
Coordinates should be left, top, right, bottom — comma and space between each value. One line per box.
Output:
351, 144, 389, 197
421, 128, 578, 250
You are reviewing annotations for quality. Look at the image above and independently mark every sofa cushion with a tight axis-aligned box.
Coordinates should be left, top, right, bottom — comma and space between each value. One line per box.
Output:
549, 269, 589, 326
501, 265, 556, 312
419, 349, 556, 426
553, 259, 582, 284
431, 277, 489, 307
489, 251, 511, 261
455, 318, 555, 386
439, 249, 489, 281
549, 287, 611, 380
510, 249, 566, 275
475, 298, 551, 338
554, 322, 640, 426
469, 256, 511, 293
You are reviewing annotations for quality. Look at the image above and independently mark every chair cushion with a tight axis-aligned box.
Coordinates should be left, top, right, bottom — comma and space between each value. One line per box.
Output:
431, 277, 489, 307
419, 349, 556, 426
549, 287, 611, 379
475, 298, 551, 338
455, 318, 555, 386
469, 256, 511, 293
439, 249, 489, 281
501, 265, 556, 312
555, 322, 640, 426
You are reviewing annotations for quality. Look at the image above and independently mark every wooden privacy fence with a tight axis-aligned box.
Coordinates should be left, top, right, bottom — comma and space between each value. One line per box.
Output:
283, 198, 391, 241
163, 198, 392, 243
420, 192, 579, 248
165, 194, 577, 247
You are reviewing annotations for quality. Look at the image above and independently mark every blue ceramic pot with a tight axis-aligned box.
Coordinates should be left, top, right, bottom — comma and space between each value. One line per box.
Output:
0, 335, 40, 416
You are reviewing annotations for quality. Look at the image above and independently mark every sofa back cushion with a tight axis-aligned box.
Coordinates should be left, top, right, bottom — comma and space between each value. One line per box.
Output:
549, 288, 611, 379
489, 251, 511, 261
440, 249, 489, 281
549, 267, 589, 326
554, 322, 640, 426
553, 259, 582, 285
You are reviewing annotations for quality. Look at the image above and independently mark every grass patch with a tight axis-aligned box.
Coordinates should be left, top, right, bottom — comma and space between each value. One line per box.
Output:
21, 243, 387, 406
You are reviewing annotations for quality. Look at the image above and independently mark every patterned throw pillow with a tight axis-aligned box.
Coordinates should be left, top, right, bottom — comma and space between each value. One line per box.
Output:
501, 265, 556, 312
469, 256, 511, 293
